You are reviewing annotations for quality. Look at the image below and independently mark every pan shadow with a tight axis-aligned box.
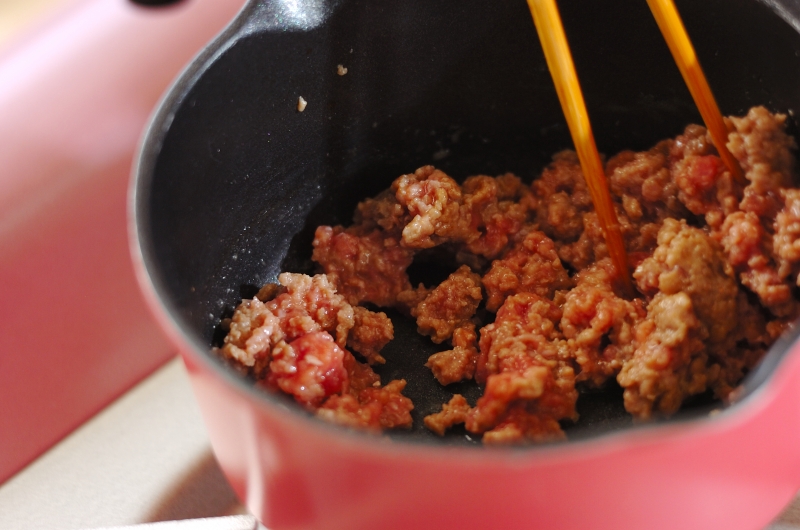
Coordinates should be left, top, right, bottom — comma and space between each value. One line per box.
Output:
145, 450, 246, 523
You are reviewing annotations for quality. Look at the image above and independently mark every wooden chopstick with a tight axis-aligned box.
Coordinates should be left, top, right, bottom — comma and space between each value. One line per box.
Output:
527, 0, 634, 295
646, 0, 746, 184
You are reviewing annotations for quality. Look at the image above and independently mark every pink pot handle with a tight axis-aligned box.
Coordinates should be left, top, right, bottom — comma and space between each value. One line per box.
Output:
0, 0, 246, 485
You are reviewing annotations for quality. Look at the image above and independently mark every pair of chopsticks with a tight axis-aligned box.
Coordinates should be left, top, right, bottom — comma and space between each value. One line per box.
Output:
527, 0, 745, 294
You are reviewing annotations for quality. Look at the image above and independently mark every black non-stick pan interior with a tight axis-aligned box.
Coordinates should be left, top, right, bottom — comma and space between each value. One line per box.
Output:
137, 0, 800, 445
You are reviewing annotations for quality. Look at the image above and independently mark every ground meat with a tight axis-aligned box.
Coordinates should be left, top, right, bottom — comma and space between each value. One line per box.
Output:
672, 153, 741, 229
343, 349, 381, 392
617, 292, 710, 419
459, 174, 535, 259
393, 166, 473, 248
483, 229, 573, 312
712, 292, 770, 398
221, 272, 411, 428
467, 366, 574, 444
218, 106, 798, 444
774, 188, 800, 282
670, 123, 716, 160
534, 148, 671, 271
620, 219, 742, 417
219, 273, 354, 378
316, 374, 414, 430
266, 331, 348, 406
353, 188, 409, 236
469, 293, 578, 442
424, 394, 471, 435
555, 202, 662, 271
635, 219, 740, 345
347, 306, 394, 365
476, 293, 562, 382
728, 106, 797, 219
217, 297, 279, 377
255, 282, 281, 302
426, 324, 479, 385
720, 211, 796, 317
606, 140, 685, 222
532, 151, 593, 242
560, 258, 645, 387
316, 394, 383, 431
664, 123, 742, 230
553, 211, 599, 270
312, 226, 414, 307
481, 404, 566, 444
356, 380, 415, 429
408, 265, 483, 343
395, 283, 431, 313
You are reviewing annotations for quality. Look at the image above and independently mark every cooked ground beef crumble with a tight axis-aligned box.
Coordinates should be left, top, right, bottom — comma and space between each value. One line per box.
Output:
217, 106, 799, 444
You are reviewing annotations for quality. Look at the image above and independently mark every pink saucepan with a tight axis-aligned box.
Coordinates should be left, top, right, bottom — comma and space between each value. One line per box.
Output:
131, 0, 800, 528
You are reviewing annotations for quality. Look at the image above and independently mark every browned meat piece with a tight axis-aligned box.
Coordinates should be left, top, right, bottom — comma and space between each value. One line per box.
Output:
392, 165, 473, 248
315, 394, 383, 431
556, 206, 660, 271
670, 123, 716, 160
617, 292, 709, 418
389, 168, 534, 259
343, 350, 381, 392
621, 220, 742, 418
426, 324, 479, 385
220, 273, 354, 378
460, 174, 534, 259
720, 211, 796, 317
409, 265, 483, 343
347, 306, 394, 365
315, 353, 413, 430
395, 283, 431, 314
467, 364, 576, 439
358, 380, 415, 429
634, 219, 740, 345
312, 226, 415, 307
468, 366, 553, 432
554, 212, 598, 271
424, 394, 471, 436
532, 150, 592, 242
481, 405, 566, 445
774, 189, 800, 282
641, 219, 743, 345
468, 293, 577, 442
476, 293, 564, 382
728, 106, 797, 219
712, 292, 770, 399
606, 141, 685, 223
353, 188, 409, 236
560, 259, 646, 387
672, 153, 741, 229
483, 230, 572, 312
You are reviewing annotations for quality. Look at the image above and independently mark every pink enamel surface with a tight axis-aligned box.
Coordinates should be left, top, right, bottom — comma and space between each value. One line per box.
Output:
0, 0, 246, 484
177, 337, 800, 530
